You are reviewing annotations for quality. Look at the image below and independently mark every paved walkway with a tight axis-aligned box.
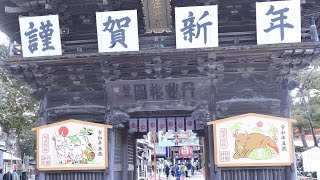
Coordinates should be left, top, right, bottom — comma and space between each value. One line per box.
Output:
149, 171, 205, 180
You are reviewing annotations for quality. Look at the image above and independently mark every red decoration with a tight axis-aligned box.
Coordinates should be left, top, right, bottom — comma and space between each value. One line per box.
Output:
150, 122, 155, 128
169, 122, 174, 127
131, 123, 137, 128
179, 146, 193, 157
257, 121, 263, 127
58, 126, 69, 137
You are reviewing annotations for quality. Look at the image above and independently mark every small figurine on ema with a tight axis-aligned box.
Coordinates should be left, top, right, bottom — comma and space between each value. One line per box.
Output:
232, 130, 279, 160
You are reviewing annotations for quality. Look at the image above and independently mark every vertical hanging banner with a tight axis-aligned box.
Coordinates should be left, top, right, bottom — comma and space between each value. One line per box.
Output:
139, 118, 148, 132
148, 118, 157, 132
208, 113, 296, 167
186, 117, 195, 130
158, 118, 167, 131
19, 15, 62, 58
167, 117, 176, 131
129, 118, 138, 132
175, 5, 219, 49
176, 117, 185, 131
32, 119, 112, 171
256, 0, 301, 45
96, 10, 139, 53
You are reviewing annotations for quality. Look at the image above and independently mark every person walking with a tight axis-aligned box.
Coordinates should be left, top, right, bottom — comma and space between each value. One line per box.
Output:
11, 170, 18, 180
165, 164, 170, 179
175, 164, 181, 180
180, 163, 185, 177
3, 172, 12, 180
171, 165, 175, 177
186, 162, 192, 177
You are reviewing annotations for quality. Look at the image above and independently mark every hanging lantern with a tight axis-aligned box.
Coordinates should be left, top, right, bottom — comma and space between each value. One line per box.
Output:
179, 146, 193, 158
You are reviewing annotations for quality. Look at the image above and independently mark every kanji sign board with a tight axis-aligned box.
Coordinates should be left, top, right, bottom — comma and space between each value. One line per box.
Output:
96, 10, 139, 53
19, 15, 62, 57
256, 0, 301, 44
32, 119, 112, 171
175, 5, 218, 49
208, 113, 296, 167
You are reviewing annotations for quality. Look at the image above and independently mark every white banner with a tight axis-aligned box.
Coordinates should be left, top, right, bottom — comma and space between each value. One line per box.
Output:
256, 0, 301, 45
96, 10, 139, 53
175, 5, 219, 49
186, 117, 195, 130
157, 118, 167, 131
139, 118, 148, 132
148, 118, 157, 132
129, 118, 138, 132
176, 117, 185, 131
167, 117, 176, 131
19, 15, 62, 57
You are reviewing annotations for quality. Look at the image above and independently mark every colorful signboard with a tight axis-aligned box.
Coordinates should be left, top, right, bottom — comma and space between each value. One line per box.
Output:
19, 15, 62, 57
256, 0, 301, 44
158, 130, 200, 147
208, 113, 296, 167
32, 119, 112, 171
179, 146, 193, 158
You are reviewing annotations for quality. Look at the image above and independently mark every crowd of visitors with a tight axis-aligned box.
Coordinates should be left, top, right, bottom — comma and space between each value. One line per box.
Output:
164, 161, 200, 179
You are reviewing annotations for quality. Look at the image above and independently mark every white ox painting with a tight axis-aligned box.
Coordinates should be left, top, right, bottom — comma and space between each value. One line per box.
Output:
32, 119, 112, 171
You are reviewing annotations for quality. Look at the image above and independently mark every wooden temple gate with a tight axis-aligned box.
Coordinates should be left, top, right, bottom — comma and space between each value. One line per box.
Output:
1, 0, 320, 180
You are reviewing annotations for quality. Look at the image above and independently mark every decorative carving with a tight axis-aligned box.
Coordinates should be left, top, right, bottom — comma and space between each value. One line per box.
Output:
100, 60, 121, 82
47, 105, 105, 117
191, 108, 211, 122
217, 88, 281, 117
109, 108, 130, 128
197, 53, 224, 82
144, 57, 172, 78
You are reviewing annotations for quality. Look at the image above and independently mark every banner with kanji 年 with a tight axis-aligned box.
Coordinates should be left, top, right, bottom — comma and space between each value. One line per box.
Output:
32, 119, 112, 171
208, 113, 296, 167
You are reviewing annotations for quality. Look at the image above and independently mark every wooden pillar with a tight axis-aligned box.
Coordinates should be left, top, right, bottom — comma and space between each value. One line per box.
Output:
122, 129, 128, 180
108, 129, 115, 180
205, 78, 218, 180
133, 138, 138, 180
38, 94, 47, 180
205, 126, 216, 180
280, 80, 297, 180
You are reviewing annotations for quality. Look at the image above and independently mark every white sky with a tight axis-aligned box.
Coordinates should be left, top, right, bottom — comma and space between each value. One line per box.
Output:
0, 31, 9, 46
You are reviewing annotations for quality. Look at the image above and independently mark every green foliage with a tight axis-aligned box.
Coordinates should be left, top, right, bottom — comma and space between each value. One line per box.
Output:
0, 44, 38, 157
291, 62, 320, 148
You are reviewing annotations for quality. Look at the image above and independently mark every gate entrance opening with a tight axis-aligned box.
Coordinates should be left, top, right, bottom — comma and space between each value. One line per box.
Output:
130, 115, 206, 180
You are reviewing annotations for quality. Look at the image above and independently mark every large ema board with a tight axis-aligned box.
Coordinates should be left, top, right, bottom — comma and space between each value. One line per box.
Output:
32, 120, 112, 171
208, 113, 296, 167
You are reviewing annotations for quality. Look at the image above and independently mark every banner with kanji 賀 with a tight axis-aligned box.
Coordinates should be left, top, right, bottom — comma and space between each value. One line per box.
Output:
208, 113, 296, 167
32, 119, 112, 171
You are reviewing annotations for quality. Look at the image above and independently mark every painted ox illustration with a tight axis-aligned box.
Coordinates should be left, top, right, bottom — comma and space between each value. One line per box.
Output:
52, 132, 94, 164
233, 130, 279, 159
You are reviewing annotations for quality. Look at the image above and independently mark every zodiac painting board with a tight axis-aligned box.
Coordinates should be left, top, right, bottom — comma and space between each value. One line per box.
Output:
208, 113, 295, 167
32, 119, 112, 171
